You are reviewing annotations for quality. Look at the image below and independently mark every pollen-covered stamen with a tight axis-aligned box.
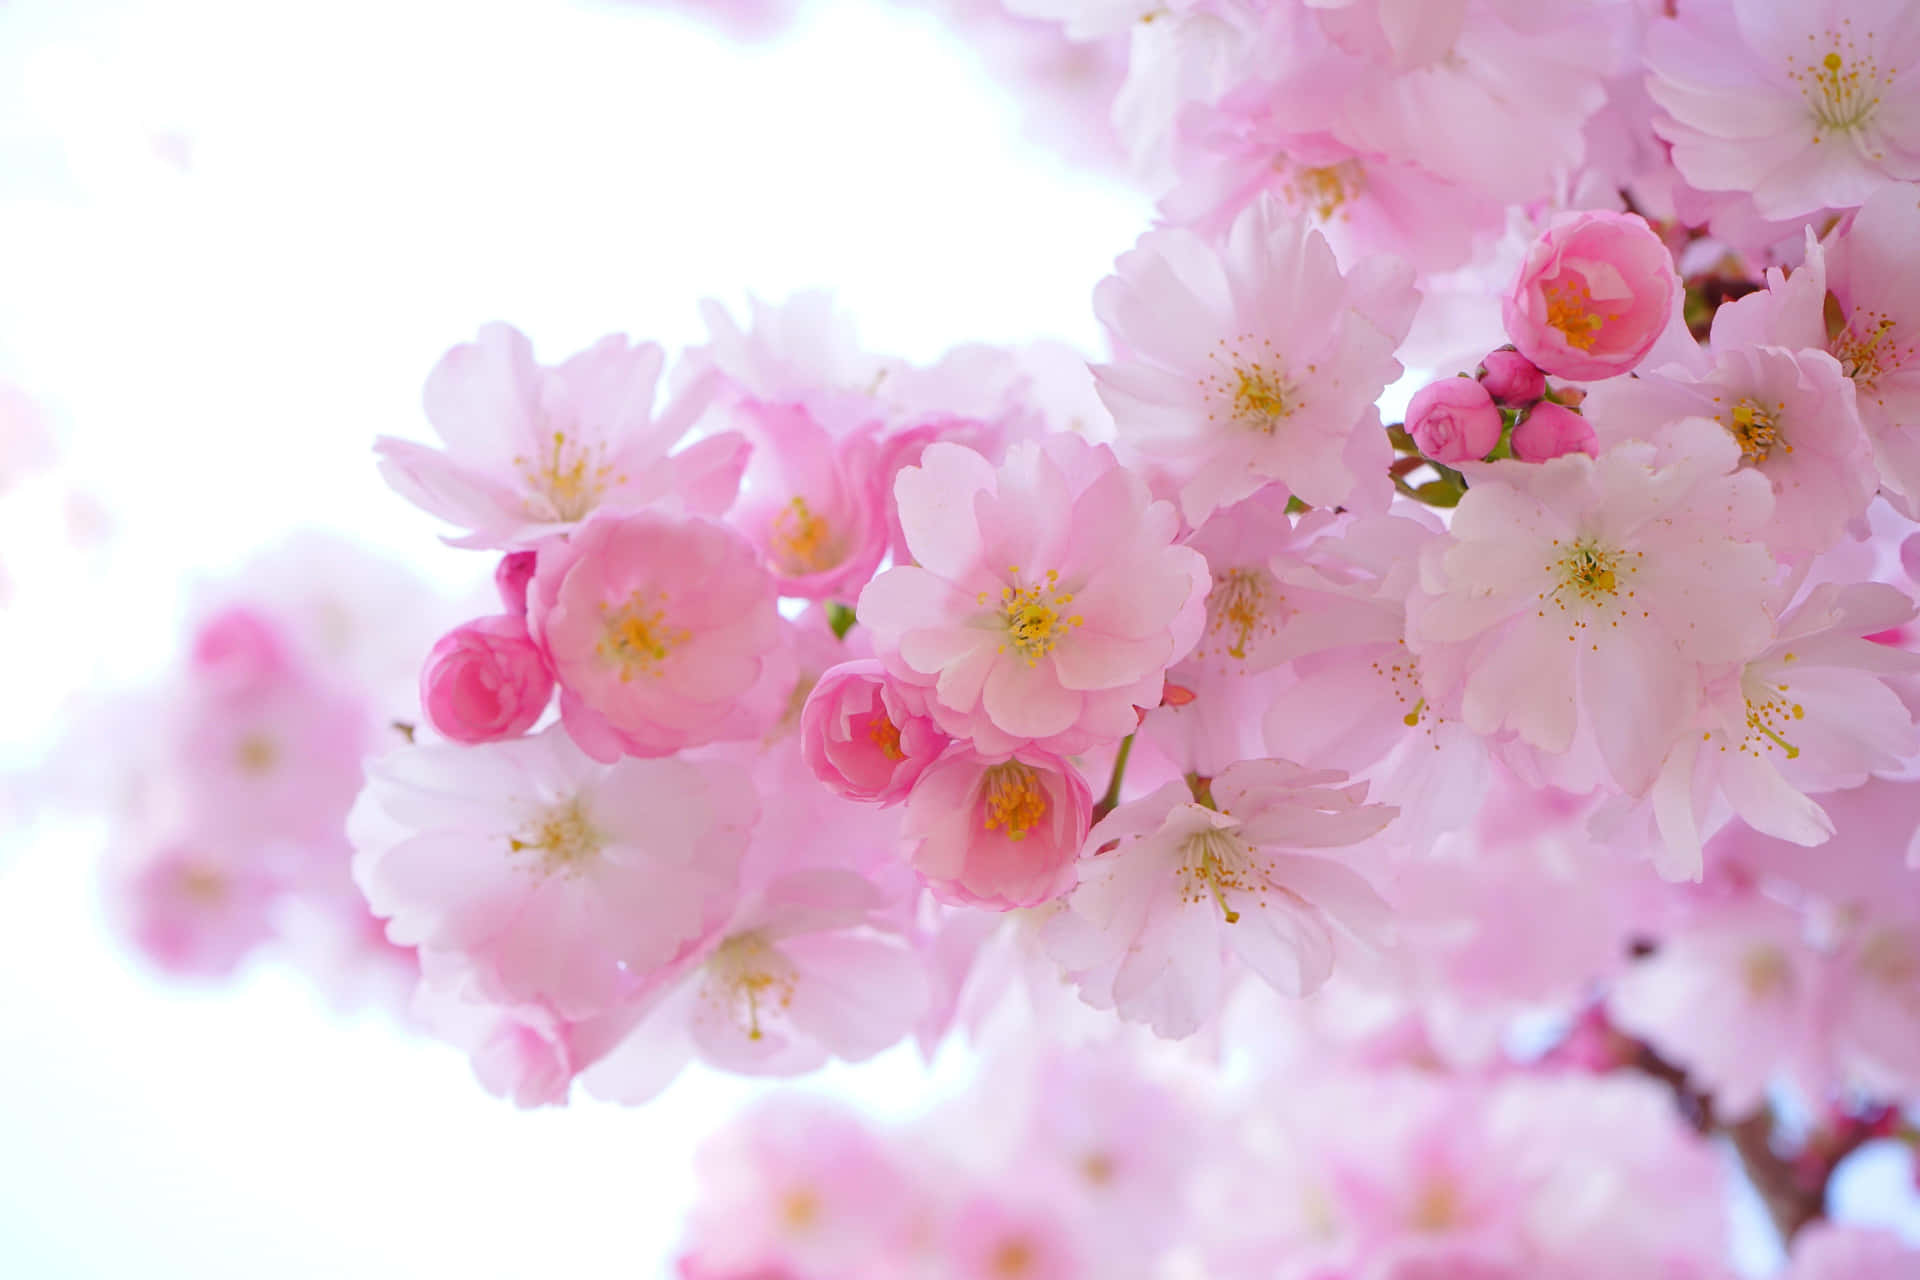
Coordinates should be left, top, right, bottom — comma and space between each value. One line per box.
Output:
981, 761, 1048, 841
1832, 309, 1903, 389
1551, 539, 1630, 603
516, 429, 619, 522
1741, 687, 1806, 761
177, 864, 228, 903
1203, 567, 1275, 661
1741, 945, 1792, 998
1287, 160, 1365, 222
509, 795, 603, 875
1177, 826, 1284, 925
1201, 336, 1301, 434
1790, 28, 1890, 139
1542, 276, 1613, 351
704, 932, 798, 1042
235, 732, 279, 775
991, 567, 1083, 664
597, 590, 690, 681
770, 495, 842, 575
1725, 398, 1790, 464
866, 713, 904, 761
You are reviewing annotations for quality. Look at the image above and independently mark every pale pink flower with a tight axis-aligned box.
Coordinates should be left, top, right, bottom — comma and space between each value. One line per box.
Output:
725, 400, 888, 599
1501, 211, 1679, 382
1583, 344, 1875, 557
689, 292, 891, 425
1508, 401, 1596, 462
412, 988, 587, 1109
419, 615, 554, 744
580, 868, 928, 1101
676, 1096, 920, 1279
376, 324, 745, 549
187, 606, 292, 698
1825, 910, 1920, 1095
900, 743, 1093, 909
527, 510, 782, 760
1607, 895, 1827, 1118
350, 726, 751, 1018
799, 659, 949, 805
942, 1194, 1082, 1280
1406, 425, 1777, 804
1786, 1225, 1920, 1280
1405, 377, 1502, 463
1093, 195, 1418, 524
1045, 760, 1396, 1038
1650, 582, 1920, 878
1478, 349, 1546, 407
109, 840, 279, 980
1822, 182, 1920, 505
1645, 0, 1920, 221
857, 434, 1209, 756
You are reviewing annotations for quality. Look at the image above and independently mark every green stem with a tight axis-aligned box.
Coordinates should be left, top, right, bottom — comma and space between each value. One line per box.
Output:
1094, 733, 1134, 821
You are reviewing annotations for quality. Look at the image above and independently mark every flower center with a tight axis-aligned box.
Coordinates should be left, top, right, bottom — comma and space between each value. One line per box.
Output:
770, 495, 841, 575
518, 429, 616, 522
990, 1239, 1037, 1277
1860, 929, 1918, 984
1204, 567, 1274, 662
1202, 337, 1299, 434
1410, 1177, 1461, 1233
1741, 945, 1792, 998
1542, 275, 1613, 351
509, 796, 603, 875
1741, 684, 1805, 761
1725, 397, 1789, 464
1832, 310, 1901, 388
1287, 159, 1365, 222
1179, 826, 1264, 924
704, 932, 797, 1042
177, 863, 227, 904
982, 762, 1049, 841
867, 713, 904, 761
1553, 539, 1627, 603
597, 590, 689, 681
779, 1187, 820, 1232
992, 567, 1082, 664
234, 732, 279, 775
1792, 37, 1888, 137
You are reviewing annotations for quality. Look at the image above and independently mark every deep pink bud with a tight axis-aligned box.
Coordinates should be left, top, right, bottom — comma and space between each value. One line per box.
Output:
1406, 377, 1503, 464
495, 551, 537, 616
420, 615, 554, 743
799, 659, 949, 805
1479, 348, 1547, 406
1511, 401, 1598, 462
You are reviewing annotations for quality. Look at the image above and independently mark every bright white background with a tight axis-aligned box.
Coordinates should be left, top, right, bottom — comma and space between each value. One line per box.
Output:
0, 1, 1140, 1275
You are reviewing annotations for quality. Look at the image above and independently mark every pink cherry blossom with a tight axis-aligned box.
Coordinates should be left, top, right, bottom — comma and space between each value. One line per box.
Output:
900, 743, 1093, 909
724, 400, 888, 599
108, 840, 279, 980
1405, 377, 1501, 464
350, 726, 751, 1018
527, 509, 782, 760
1501, 210, 1680, 382
1406, 425, 1777, 808
857, 434, 1209, 756
1093, 194, 1418, 524
1045, 759, 1396, 1037
799, 659, 949, 805
1822, 182, 1920, 505
942, 1193, 1082, 1280
376, 324, 747, 549
419, 614, 554, 744
1508, 401, 1596, 462
1645, 0, 1920, 221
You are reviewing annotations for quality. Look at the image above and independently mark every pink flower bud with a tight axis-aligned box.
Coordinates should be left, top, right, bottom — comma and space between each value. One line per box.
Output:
1478, 348, 1547, 406
901, 744, 1092, 909
495, 551, 537, 616
1406, 377, 1503, 464
190, 607, 291, 697
420, 615, 554, 743
1502, 210, 1679, 381
1511, 401, 1598, 462
799, 659, 949, 805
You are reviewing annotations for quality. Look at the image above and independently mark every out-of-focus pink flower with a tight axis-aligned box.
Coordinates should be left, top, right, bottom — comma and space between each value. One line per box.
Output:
944, 1193, 1082, 1280
413, 987, 584, 1109
1646, 1, 1920, 221
110, 841, 279, 980
1501, 211, 1679, 381
376, 324, 746, 549
858, 434, 1209, 756
495, 550, 536, 616
350, 726, 751, 1018
1093, 194, 1418, 524
799, 660, 948, 805
1785, 1224, 1920, 1279
1478, 349, 1545, 406
1046, 759, 1395, 1037
900, 743, 1092, 908
188, 607, 293, 698
725, 401, 887, 600
1508, 401, 1597, 462
528, 510, 782, 760
420, 615, 555, 744
1405, 377, 1501, 463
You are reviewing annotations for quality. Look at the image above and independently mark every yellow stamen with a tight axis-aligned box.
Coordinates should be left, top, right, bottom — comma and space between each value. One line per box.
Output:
508, 796, 602, 875
597, 591, 689, 681
997, 569, 1082, 664
982, 761, 1048, 841
770, 495, 840, 575
1543, 276, 1612, 351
